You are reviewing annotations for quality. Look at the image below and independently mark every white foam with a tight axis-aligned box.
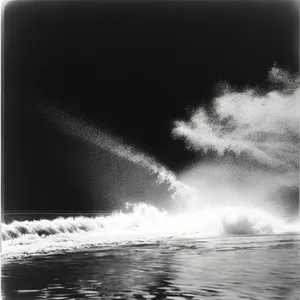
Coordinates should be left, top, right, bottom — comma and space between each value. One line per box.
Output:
2, 203, 298, 260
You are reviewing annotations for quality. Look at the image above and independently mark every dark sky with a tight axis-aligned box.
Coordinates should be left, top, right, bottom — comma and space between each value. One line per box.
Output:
3, 0, 299, 211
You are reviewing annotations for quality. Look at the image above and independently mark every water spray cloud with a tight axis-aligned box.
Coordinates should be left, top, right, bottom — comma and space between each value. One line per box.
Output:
173, 67, 299, 175
172, 67, 299, 211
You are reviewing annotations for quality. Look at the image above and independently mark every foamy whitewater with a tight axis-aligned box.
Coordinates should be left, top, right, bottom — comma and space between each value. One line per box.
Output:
2, 203, 299, 260
2, 67, 299, 260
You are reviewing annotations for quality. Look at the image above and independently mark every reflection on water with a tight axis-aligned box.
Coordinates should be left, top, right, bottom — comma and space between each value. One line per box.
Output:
2, 234, 299, 300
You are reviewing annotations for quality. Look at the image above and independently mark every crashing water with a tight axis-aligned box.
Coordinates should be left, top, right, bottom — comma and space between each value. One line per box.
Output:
2, 203, 299, 260
2, 67, 299, 261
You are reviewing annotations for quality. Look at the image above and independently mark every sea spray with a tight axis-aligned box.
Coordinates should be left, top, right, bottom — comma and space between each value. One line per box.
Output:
173, 67, 299, 171
39, 105, 196, 203
3, 67, 298, 260
172, 67, 299, 212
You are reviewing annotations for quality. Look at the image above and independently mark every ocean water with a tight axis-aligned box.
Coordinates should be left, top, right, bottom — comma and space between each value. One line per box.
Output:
1, 206, 299, 300
2, 233, 299, 300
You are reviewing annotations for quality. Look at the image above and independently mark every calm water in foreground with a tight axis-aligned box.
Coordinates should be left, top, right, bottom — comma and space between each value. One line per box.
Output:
2, 233, 299, 300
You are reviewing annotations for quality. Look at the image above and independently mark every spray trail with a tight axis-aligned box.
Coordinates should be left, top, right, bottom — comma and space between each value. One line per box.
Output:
39, 106, 195, 201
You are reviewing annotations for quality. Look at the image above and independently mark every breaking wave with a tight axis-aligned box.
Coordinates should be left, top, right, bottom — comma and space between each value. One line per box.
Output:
2, 203, 298, 260
3, 67, 298, 260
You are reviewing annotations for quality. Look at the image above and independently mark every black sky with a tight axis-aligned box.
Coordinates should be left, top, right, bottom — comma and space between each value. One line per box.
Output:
3, 0, 299, 211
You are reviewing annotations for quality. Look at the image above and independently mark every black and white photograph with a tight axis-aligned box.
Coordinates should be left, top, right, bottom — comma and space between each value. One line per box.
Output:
1, 0, 299, 299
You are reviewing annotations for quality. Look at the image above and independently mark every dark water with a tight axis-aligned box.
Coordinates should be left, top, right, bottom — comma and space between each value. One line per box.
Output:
2, 234, 299, 300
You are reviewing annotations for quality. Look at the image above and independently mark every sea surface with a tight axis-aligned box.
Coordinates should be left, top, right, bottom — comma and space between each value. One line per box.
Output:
2, 211, 299, 300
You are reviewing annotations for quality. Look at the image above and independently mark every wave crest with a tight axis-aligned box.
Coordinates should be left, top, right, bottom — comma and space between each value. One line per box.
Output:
2, 204, 298, 259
